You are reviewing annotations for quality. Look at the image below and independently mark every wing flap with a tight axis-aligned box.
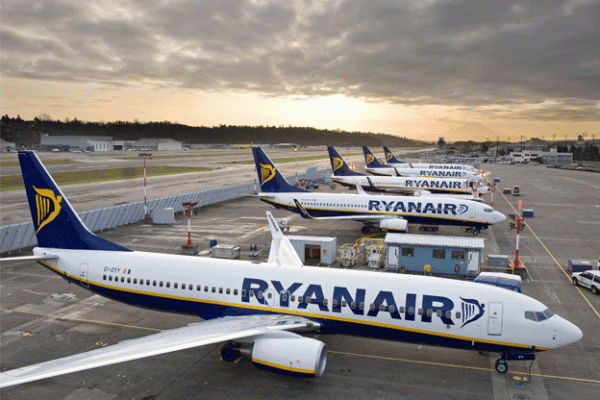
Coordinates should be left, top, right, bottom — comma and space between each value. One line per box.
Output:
0, 314, 317, 388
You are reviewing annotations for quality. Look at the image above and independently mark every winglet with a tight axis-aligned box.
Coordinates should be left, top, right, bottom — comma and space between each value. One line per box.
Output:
355, 182, 366, 195
266, 211, 303, 268
293, 199, 314, 219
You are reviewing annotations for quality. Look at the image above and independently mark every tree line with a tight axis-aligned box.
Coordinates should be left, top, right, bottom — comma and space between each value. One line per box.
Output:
1, 115, 428, 148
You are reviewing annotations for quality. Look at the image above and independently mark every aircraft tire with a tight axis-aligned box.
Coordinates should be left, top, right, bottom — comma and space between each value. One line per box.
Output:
472, 229, 480, 236
495, 359, 508, 373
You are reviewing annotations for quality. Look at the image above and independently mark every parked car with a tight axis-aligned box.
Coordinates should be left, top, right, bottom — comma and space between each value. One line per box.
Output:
572, 270, 600, 294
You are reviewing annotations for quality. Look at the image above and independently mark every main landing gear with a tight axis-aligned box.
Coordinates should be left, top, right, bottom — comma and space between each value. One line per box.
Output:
495, 353, 536, 373
466, 227, 481, 236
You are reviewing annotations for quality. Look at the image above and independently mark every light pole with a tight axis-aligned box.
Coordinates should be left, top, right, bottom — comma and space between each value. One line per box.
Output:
139, 153, 152, 224
294, 147, 298, 185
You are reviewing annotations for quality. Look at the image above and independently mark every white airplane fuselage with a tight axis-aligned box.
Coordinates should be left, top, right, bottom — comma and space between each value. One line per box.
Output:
35, 247, 580, 354
258, 191, 505, 229
366, 167, 484, 181
331, 175, 485, 195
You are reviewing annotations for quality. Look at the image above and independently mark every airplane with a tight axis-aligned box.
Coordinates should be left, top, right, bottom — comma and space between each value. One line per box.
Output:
254, 147, 504, 235
328, 147, 490, 197
383, 146, 479, 173
363, 147, 484, 182
0, 151, 583, 387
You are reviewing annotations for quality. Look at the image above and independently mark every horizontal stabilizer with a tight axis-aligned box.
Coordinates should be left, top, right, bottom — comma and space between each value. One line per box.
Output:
0, 254, 58, 263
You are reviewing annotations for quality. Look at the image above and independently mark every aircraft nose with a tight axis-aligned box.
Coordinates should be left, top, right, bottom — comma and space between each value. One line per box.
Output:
564, 320, 583, 345
494, 211, 507, 223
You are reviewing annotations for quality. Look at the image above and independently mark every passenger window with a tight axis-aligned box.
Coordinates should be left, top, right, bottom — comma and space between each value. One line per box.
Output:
427, 309, 433, 317
146, 279, 150, 285
121, 277, 125, 283
153, 280, 157, 286
197, 285, 201, 291
212, 287, 216, 293
389, 305, 396, 313
166, 282, 170, 288
234, 289, 238, 295
445, 311, 452, 319
205, 286, 209, 292
103, 275, 107, 280
219, 288, 223, 294
290, 295, 295, 302
342, 300, 347, 307
359, 302, 365, 310
267, 291, 272, 299
298, 296, 303, 303
408, 307, 415, 315
418, 308, 423, 315
109, 276, 113, 281
133, 278, 137, 284
174, 283, 178, 289
127, 278, 131, 284
379, 304, 385, 311
436, 310, 442, 317
182, 283, 186, 290
249, 290, 254, 297
241, 289, 246, 297
306, 297, 311, 304
226, 288, 230, 295
351, 301, 356, 309
455, 311, 461, 319
399, 306, 405, 313
332, 299, 337, 307
282, 293, 288, 302
159, 281, 163, 287
369, 303, 375, 311
189, 285, 193, 291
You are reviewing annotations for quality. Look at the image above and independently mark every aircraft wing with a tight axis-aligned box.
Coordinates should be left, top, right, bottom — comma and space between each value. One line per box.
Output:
0, 314, 319, 388
0, 254, 59, 262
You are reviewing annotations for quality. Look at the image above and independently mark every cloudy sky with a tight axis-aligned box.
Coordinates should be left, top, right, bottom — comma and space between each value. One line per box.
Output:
2, 0, 599, 141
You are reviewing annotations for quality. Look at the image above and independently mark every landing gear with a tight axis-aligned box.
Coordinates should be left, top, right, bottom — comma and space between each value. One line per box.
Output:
466, 227, 481, 236
220, 342, 242, 362
361, 224, 371, 234
495, 357, 508, 373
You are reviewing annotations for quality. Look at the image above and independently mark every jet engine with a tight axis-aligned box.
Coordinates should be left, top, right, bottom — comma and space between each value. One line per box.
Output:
250, 335, 327, 377
379, 218, 408, 232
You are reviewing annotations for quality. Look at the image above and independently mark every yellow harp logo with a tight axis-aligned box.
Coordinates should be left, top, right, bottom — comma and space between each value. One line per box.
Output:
260, 163, 276, 185
366, 154, 374, 164
332, 157, 343, 172
33, 186, 62, 233
386, 152, 392, 161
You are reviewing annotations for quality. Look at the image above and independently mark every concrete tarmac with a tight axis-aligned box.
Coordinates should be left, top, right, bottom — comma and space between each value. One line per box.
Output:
1, 156, 599, 399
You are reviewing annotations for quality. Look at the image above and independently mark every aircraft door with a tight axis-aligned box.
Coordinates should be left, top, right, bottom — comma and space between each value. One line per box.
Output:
487, 302, 503, 335
469, 204, 476, 218
79, 263, 89, 288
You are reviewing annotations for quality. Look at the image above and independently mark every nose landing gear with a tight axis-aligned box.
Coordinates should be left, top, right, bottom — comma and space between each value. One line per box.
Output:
495, 353, 536, 374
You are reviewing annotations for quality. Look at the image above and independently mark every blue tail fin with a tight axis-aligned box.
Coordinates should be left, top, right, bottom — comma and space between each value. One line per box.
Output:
18, 151, 131, 251
252, 147, 309, 193
383, 146, 405, 164
327, 147, 364, 176
362, 146, 386, 168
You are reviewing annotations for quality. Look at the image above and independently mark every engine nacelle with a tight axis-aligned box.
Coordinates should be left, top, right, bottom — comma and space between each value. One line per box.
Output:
251, 336, 327, 377
379, 218, 408, 232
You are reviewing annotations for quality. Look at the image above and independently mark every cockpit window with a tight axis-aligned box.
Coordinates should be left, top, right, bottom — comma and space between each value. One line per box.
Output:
483, 208, 493, 213
525, 308, 554, 322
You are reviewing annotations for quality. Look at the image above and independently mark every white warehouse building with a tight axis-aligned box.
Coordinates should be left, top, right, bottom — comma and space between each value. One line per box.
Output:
40, 134, 113, 151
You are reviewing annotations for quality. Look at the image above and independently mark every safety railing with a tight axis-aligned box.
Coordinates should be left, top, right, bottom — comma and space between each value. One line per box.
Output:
1, 169, 326, 253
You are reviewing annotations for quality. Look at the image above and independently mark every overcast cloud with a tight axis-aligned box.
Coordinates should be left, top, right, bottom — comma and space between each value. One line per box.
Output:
2, 0, 599, 122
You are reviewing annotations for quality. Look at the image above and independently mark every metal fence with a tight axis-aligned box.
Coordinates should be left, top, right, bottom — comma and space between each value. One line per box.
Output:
1, 169, 326, 253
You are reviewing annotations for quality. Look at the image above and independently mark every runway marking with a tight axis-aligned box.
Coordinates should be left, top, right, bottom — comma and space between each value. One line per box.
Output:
329, 350, 600, 384
498, 192, 600, 320
0, 308, 162, 332
563, 177, 600, 190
